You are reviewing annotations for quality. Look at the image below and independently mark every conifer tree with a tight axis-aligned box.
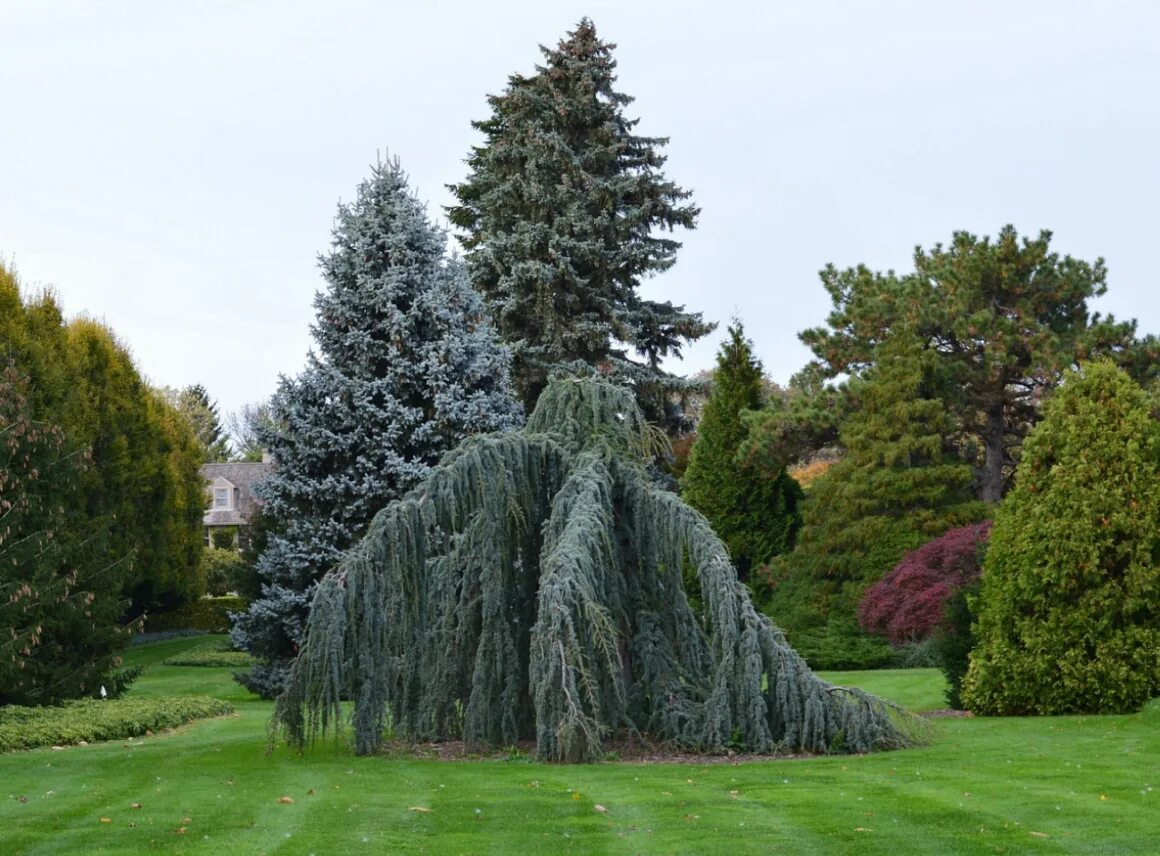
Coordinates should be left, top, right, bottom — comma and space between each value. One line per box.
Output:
682, 322, 802, 578
0, 363, 131, 705
232, 157, 522, 697
447, 18, 713, 429
171, 384, 232, 462
768, 332, 987, 667
786, 227, 1151, 502
963, 361, 1160, 715
275, 379, 919, 762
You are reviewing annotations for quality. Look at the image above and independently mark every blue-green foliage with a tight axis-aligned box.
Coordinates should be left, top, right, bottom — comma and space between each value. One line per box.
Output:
231, 157, 522, 697
447, 19, 712, 430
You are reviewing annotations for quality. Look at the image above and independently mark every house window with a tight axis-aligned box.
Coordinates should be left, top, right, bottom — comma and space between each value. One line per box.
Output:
213, 487, 230, 509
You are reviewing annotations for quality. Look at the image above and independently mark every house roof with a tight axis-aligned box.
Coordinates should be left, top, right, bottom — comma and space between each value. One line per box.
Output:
200, 461, 274, 527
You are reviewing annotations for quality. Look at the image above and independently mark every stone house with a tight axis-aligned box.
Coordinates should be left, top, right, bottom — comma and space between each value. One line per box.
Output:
200, 460, 273, 549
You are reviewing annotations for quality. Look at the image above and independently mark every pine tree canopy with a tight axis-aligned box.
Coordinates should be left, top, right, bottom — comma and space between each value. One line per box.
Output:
231, 156, 522, 698
752, 226, 1155, 501
446, 18, 713, 428
682, 322, 802, 578
275, 378, 920, 763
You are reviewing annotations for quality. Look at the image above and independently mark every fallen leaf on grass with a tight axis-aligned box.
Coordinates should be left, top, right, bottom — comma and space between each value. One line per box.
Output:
175, 827, 186, 835
1099, 795, 1108, 801
307, 788, 316, 796
16, 796, 28, 804
1030, 831, 1049, 838
182, 816, 191, 824
99, 817, 112, 824
277, 796, 295, 805
854, 827, 873, 832
409, 806, 433, 813
594, 805, 608, 814
130, 803, 142, 809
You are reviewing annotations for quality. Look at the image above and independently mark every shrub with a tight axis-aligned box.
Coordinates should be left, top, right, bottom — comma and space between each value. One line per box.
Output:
0, 696, 233, 752
210, 527, 238, 550
147, 596, 249, 633
163, 642, 253, 668
963, 361, 1160, 715
859, 521, 992, 645
932, 581, 979, 708
200, 548, 249, 597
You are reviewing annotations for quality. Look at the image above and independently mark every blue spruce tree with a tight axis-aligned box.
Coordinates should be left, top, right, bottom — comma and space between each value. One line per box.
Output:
447, 18, 713, 432
232, 157, 522, 697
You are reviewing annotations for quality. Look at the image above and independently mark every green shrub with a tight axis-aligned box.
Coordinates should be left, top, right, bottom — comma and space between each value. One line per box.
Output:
210, 527, 238, 550
163, 643, 253, 668
964, 361, 1160, 715
200, 548, 248, 597
146, 596, 249, 633
0, 696, 233, 752
932, 581, 978, 708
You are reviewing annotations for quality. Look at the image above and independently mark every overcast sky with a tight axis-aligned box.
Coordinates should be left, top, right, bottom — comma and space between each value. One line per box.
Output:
3, 1, 1158, 420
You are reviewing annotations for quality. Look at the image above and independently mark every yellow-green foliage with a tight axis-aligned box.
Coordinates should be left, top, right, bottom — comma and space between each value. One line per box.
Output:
963, 361, 1160, 715
147, 597, 249, 634
0, 696, 232, 752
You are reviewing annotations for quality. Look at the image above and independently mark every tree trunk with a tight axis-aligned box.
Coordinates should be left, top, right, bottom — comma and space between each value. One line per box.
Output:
980, 405, 1005, 503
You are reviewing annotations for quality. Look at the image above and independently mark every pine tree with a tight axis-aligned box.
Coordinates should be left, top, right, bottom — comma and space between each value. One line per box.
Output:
275, 378, 920, 762
793, 227, 1152, 502
682, 322, 802, 578
172, 384, 232, 462
231, 157, 522, 697
768, 332, 987, 668
963, 361, 1160, 715
447, 18, 713, 429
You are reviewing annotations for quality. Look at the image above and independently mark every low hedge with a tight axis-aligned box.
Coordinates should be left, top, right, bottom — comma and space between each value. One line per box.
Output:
0, 696, 233, 752
162, 648, 253, 668
146, 596, 249, 633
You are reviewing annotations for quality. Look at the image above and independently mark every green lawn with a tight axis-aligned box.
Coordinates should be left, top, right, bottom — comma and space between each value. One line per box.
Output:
1, 637, 1155, 855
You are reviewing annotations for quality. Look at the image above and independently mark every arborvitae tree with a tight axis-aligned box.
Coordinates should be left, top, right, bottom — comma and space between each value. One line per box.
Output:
0, 363, 133, 705
447, 18, 713, 430
171, 384, 232, 462
2, 264, 205, 696
963, 361, 1160, 715
232, 157, 522, 698
275, 379, 919, 763
682, 322, 802, 578
767, 332, 987, 667
752, 227, 1154, 501
66, 320, 205, 616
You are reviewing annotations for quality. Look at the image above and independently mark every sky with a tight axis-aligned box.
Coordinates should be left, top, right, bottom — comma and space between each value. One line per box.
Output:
3, 0, 1159, 421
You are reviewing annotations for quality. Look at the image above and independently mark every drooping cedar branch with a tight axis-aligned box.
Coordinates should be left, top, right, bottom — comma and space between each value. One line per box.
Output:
274, 379, 920, 762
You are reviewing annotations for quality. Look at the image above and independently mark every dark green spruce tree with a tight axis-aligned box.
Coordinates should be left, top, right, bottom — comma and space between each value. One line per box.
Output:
768, 331, 987, 668
275, 379, 920, 763
682, 322, 802, 579
447, 18, 713, 431
173, 384, 232, 463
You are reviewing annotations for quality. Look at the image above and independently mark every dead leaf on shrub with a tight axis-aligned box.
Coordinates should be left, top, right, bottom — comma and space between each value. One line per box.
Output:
277, 796, 295, 804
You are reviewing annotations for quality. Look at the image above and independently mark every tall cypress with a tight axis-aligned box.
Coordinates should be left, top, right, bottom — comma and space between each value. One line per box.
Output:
232, 157, 522, 697
682, 322, 802, 578
447, 18, 712, 428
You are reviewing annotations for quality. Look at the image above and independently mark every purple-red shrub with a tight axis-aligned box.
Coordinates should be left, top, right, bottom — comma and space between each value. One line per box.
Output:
858, 521, 992, 645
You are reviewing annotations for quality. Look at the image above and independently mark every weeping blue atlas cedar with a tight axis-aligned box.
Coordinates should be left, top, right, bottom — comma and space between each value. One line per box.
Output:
274, 378, 921, 762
